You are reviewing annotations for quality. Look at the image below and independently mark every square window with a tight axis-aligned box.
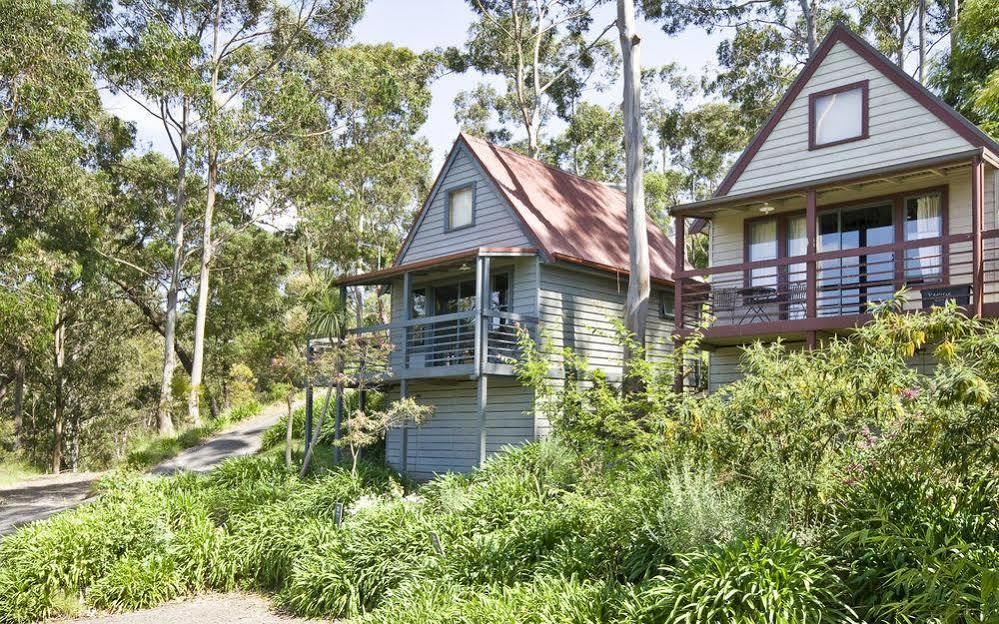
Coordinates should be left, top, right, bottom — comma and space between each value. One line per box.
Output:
810, 81, 868, 149
659, 291, 675, 320
448, 186, 474, 230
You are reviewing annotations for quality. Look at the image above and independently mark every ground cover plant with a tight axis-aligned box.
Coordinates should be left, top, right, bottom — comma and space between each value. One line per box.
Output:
0, 300, 996, 624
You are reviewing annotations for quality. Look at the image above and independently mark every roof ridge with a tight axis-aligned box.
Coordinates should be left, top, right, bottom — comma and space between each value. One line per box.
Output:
460, 132, 626, 196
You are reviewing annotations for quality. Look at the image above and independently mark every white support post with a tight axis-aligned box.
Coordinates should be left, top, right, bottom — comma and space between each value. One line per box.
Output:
401, 271, 411, 369
400, 378, 408, 474
477, 374, 488, 466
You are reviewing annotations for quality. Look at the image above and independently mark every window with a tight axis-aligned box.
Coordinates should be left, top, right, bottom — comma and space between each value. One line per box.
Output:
447, 185, 474, 230
748, 219, 778, 287
659, 291, 674, 320
809, 81, 868, 149
904, 193, 943, 281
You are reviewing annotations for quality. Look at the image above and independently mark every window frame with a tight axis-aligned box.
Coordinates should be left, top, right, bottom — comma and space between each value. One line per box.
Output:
658, 290, 675, 320
741, 185, 950, 286
445, 182, 476, 232
808, 80, 870, 151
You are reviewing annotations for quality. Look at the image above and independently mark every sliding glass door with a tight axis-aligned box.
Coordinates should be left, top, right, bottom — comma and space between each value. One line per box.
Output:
818, 203, 894, 316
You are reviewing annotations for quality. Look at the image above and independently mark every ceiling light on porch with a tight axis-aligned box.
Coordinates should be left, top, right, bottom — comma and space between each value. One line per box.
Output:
759, 203, 775, 214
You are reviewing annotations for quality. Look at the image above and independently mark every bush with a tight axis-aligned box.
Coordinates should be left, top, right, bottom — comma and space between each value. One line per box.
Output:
626, 535, 859, 624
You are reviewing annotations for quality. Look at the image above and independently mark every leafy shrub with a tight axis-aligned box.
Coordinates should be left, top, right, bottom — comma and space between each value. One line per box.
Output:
278, 502, 437, 618
87, 554, 185, 612
358, 576, 627, 624
626, 535, 858, 624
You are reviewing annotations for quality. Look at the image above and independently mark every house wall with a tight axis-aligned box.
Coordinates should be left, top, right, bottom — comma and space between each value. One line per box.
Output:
726, 41, 973, 195
398, 145, 534, 264
708, 342, 939, 391
384, 377, 535, 481
537, 263, 676, 374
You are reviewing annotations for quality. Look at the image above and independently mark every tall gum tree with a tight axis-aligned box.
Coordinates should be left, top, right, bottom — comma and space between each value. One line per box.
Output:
456, 0, 618, 157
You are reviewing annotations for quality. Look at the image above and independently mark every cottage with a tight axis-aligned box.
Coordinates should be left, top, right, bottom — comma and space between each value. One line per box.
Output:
336, 133, 683, 479
670, 24, 999, 392
337, 24, 999, 478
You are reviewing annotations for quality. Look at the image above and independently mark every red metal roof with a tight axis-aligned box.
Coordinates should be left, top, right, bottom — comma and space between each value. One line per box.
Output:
459, 133, 678, 284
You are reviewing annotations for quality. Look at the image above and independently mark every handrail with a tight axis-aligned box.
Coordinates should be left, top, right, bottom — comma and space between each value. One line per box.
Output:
349, 310, 477, 335
674, 230, 997, 279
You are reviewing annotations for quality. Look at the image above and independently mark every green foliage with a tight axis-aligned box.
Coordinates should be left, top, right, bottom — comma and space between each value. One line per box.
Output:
627, 535, 858, 624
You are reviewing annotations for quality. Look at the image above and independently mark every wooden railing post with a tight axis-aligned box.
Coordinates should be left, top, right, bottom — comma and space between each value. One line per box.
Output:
806, 189, 817, 321
972, 156, 984, 317
673, 215, 685, 394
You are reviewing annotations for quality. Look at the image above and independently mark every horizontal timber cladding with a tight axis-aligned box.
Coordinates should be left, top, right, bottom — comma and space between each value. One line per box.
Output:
384, 377, 536, 480
538, 263, 675, 375
727, 41, 972, 195
399, 145, 534, 264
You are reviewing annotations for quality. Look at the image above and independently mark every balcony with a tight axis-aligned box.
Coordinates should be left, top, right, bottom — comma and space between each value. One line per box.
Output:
675, 229, 999, 343
344, 308, 538, 381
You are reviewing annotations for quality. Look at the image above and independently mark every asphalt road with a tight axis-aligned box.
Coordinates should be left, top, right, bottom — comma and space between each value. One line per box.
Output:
0, 402, 289, 536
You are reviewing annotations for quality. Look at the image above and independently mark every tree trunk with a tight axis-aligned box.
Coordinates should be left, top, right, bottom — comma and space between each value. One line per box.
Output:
188, 153, 217, 426
949, 0, 959, 55
284, 398, 294, 468
618, 0, 650, 392
300, 384, 334, 478
918, 0, 926, 83
12, 349, 24, 451
52, 314, 66, 474
799, 0, 816, 56
157, 132, 188, 436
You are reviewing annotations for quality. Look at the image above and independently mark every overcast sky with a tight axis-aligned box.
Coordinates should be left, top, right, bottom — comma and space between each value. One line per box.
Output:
101, 0, 723, 171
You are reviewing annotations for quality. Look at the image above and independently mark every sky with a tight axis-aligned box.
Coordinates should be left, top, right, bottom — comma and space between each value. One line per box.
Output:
102, 0, 723, 172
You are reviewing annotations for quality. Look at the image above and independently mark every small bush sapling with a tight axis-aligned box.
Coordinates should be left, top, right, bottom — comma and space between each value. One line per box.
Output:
337, 398, 432, 476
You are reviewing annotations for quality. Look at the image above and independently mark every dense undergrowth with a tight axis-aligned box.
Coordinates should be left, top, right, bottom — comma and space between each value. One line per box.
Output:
1, 300, 997, 623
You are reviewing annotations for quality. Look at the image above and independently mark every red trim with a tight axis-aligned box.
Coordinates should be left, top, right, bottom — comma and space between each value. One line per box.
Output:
714, 24, 999, 198
808, 80, 869, 150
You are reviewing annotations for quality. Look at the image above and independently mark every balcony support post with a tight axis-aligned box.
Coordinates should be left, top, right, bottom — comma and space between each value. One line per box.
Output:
400, 379, 408, 474
972, 156, 984, 317
401, 271, 411, 369
334, 285, 347, 463
477, 374, 488, 467
673, 215, 685, 395
806, 189, 817, 320
475, 254, 490, 466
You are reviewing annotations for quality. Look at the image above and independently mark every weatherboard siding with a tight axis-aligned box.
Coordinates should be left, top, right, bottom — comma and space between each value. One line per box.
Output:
538, 264, 675, 375
398, 146, 533, 264
384, 378, 535, 480
727, 41, 972, 195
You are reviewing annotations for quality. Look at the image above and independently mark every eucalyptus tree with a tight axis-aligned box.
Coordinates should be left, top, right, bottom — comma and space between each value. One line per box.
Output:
545, 101, 624, 181
455, 0, 618, 157
96, 0, 366, 424
932, 0, 998, 137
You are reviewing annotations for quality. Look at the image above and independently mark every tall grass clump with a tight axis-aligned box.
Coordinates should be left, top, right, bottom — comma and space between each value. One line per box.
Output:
626, 535, 858, 624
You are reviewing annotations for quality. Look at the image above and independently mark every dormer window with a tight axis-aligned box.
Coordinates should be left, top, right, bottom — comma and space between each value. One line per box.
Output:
809, 80, 869, 149
447, 184, 474, 231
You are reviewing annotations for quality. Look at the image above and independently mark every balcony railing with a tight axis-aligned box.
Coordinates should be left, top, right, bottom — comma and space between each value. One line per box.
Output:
677, 229, 999, 339
346, 309, 538, 381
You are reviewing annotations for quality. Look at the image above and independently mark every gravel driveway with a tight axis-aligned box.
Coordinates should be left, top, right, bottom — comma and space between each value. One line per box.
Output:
0, 402, 291, 535
50, 593, 331, 624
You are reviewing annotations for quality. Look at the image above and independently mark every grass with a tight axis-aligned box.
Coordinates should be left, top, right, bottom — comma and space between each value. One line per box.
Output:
0, 459, 42, 487
123, 400, 264, 471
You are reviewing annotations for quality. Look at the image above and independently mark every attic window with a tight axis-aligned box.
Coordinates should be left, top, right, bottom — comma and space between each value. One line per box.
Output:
447, 185, 474, 231
809, 80, 869, 149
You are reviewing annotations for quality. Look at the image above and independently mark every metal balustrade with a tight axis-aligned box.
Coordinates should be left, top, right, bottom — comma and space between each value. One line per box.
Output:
343, 309, 538, 381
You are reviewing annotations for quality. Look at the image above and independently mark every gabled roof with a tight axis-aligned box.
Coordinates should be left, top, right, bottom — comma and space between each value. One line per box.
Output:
449, 133, 679, 283
713, 23, 999, 198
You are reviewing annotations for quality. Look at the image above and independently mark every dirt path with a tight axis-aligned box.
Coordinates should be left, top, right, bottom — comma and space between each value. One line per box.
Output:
0, 402, 292, 535
50, 592, 330, 624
